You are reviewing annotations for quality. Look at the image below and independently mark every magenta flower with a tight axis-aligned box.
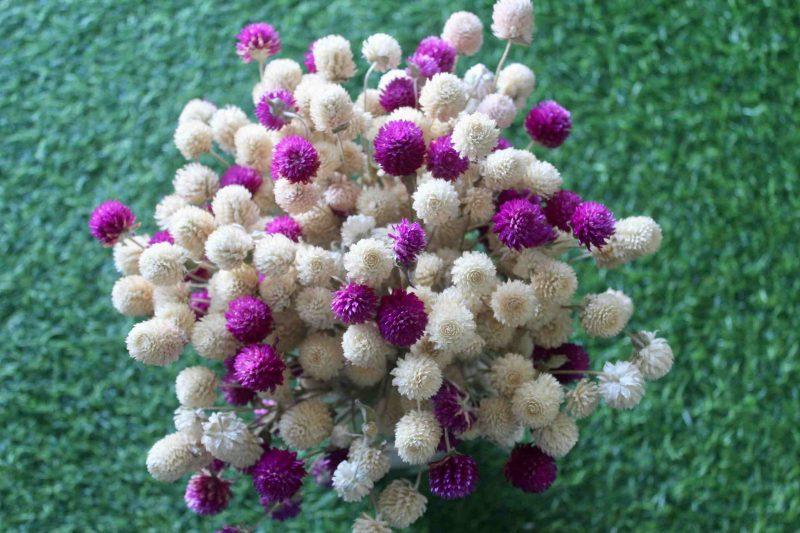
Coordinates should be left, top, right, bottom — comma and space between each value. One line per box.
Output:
524, 100, 572, 148
225, 295, 273, 343
389, 219, 427, 267
373, 120, 426, 176
88, 200, 136, 246
232, 344, 285, 392
271, 135, 320, 183
184, 474, 231, 516
428, 454, 479, 500
504, 444, 557, 493
311, 448, 349, 487
265, 215, 303, 242
379, 76, 417, 113
432, 380, 476, 434
492, 198, 555, 250
256, 90, 297, 131
543, 189, 582, 232
533, 343, 590, 383
331, 283, 377, 324
570, 201, 615, 249
221, 165, 263, 196
220, 364, 257, 405
426, 135, 469, 181
493, 137, 513, 151
407, 52, 440, 79
408, 36, 456, 78
376, 289, 428, 347
304, 41, 317, 73
189, 289, 210, 319
148, 230, 174, 245
252, 448, 306, 502
235, 23, 281, 63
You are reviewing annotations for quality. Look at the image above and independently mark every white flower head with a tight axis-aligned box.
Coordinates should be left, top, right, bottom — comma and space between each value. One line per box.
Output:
412, 178, 460, 227
599, 360, 645, 409
362, 33, 402, 72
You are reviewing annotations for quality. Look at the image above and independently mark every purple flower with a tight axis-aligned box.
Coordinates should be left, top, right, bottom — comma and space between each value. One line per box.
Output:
232, 344, 285, 392
379, 77, 417, 113
496, 188, 540, 209
503, 444, 557, 493
184, 474, 231, 516
148, 230, 174, 245
428, 454, 479, 500
494, 137, 513, 151
221, 165, 263, 196
265, 215, 303, 242
311, 448, 349, 487
492, 199, 555, 250
373, 120, 426, 176
426, 135, 469, 181
266, 497, 302, 521
389, 219, 427, 267
432, 380, 476, 434
88, 200, 136, 246
376, 289, 428, 347
225, 295, 273, 343
190, 289, 210, 319
252, 448, 306, 502
220, 369, 257, 405
543, 189, 582, 232
524, 100, 572, 148
256, 90, 297, 131
407, 52, 441, 79
236, 22, 281, 63
408, 36, 456, 78
331, 283, 377, 324
304, 41, 317, 73
271, 135, 320, 183
570, 201, 615, 249
533, 343, 590, 383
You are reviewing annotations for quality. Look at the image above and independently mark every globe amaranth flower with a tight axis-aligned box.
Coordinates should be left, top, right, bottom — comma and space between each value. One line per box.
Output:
190, 289, 210, 319
389, 219, 427, 267
533, 343, 590, 383
265, 215, 303, 242
373, 120, 426, 176
428, 453, 479, 500
496, 188, 540, 209
232, 343, 285, 392
89, 200, 136, 246
266, 497, 302, 521
311, 448, 349, 487
426, 135, 469, 181
494, 137, 512, 151
304, 41, 317, 73
570, 201, 615, 249
524, 100, 572, 148
256, 90, 297, 131
492, 198, 555, 250
148, 230, 174, 245
236, 22, 281, 63
331, 283, 378, 324
376, 289, 428, 347
221, 371, 257, 405
220, 164, 263, 196
184, 474, 232, 516
503, 444, 557, 493
252, 447, 306, 502
432, 380, 476, 434
543, 189, 582, 232
408, 36, 456, 79
225, 295, 274, 343
379, 77, 417, 113
271, 135, 320, 183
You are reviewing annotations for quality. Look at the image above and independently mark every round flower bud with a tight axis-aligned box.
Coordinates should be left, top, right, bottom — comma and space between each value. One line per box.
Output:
251, 447, 306, 502
427, 134, 469, 181
154, 194, 190, 230
313, 34, 356, 81
175, 366, 217, 408
373, 120, 426, 176
295, 244, 336, 286
391, 353, 443, 401
234, 124, 272, 174
355, 185, 401, 227
174, 163, 219, 204
525, 100, 571, 149
533, 412, 578, 458
112, 234, 149, 275
442, 11, 483, 56
112, 275, 154, 316
489, 353, 536, 398
428, 453, 479, 499
279, 399, 333, 450
593, 216, 662, 268
209, 105, 249, 153
295, 286, 336, 329
504, 444, 557, 493
377, 290, 429, 347
481, 148, 528, 191
565, 378, 600, 419
342, 322, 392, 368
428, 292, 477, 353
225, 295, 273, 343
88, 200, 136, 246
497, 63, 536, 108
262, 58, 303, 92
526, 159, 562, 199
490, 280, 539, 327
412, 178, 459, 228
258, 271, 296, 312
310, 84, 353, 132
126, 318, 184, 366
232, 343, 285, 392
632, 331, 674, 380
174, 120, 213, 160
332, 283, 377, 325
273, 179, 321, 214
205, 225, 253, 270
492, 0, 535, 45
146, 432, 210, 482
530, 259, 577, 304
324, 173, 361, 212
463, 63, 495, 101
476, 94, 516, 129
451, 251, 496, 297
192, 314, 240, 361
599, 360, 645, 409
332, 460, 373, 502
155, 302, 196, 338
477, 396, 523, 447
349, 438, 391, 482
344, 357, 387, 388
298, 332, 345, 380
253, 233, 297, 276
511, 374, 564, 429
352, 515, 392, 533
173, 406, 207, 442
378, 479, 427, 529
451, 112, 499, 160
179, 98, 216, 124
202, 412, 262, 468
580, 289, 632, 338
184, 473, 231, 516
208, 265, 259, 312
476, 311, 515, 351
139, 243, 188, 286
419, 73, 467, 122
294, 204, 340, 247
212, 185, 259, 229
168, 205, 216, 259
235, 22, 281, 63
343, 237, 394, 286
394, 410, 442, 465
362, 33, 402, 72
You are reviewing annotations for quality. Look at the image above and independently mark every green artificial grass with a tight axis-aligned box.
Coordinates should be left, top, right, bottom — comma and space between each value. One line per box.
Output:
2, 0, 799, 531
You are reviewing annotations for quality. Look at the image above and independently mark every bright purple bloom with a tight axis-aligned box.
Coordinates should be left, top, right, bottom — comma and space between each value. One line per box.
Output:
407, 52, 440, 79
376, 289, 428, 347
432, 380, 476, 434
533, 343, 590, 383
311, 448, 349, 487
543, 189, 582, 232
265, 215, 303, 242
304, 41, 317, 73
256, 90, 297, 131
524, 100, 572, 148
148, 230, 174, 245
494, 137, 513, 151
88, 200, 136, 246
232, 344, 285, 392
504, 444, 557, 493
190, 289, 210, 319
373, 120, 426, 176
408, 37, 456, 78
379, 77, 417, 113
184, 474, 231, 516
492, 199, 555, 250
428, 454, 479, 500
427, 135, 469, 181
496, 188, 540, 208
225, 295, 273, 343
221, 165, 263, 196
252, 448, 306, 502
235, 23, 281, 63
271, 135, 320, 183
331, 283, 377, 324
389, 219, 427, 267
570, 201, 615, 249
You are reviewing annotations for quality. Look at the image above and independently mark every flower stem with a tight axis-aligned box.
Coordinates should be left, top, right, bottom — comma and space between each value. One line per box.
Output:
209, 149, 230, 167
493, 40, 513, 87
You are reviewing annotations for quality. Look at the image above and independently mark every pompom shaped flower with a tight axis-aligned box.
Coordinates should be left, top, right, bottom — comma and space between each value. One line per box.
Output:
442, 11, 484, 56
236, 23, 281, 63
412, 178, 460, 228
426, 135, 469, 181
265, 215, 303, 242
313, 34, 357, 81
543, 189, 582, 231
111, 275, 154, 317
477, 396, 523, 447
377, 289, 428, 347
524, 100, 572, 148
378, 479, 427, 529
252, 448, 306, 502
332, 283, 377, 324
432, 380, 476, 434
566, 378, 599, 419
428, 453, 479, 500
175, 366, 217, 408
362, 33, 402, 72
352, 514, 392, 533
632, 331, 674, 380
476, 93, 516, 129
492, 198, 554, 250
332, 460, 374, 502
146, 432, 210, 482
184, 474, 231, 516
533, 343, 590, 383
126, 318, 185, 366
373, 120, 426, 176
255, 90, 297, 131
389, 219, 427, 267
533, 412, 579, 458
202, 412, 263, 468
411, 36, 456, 76
497, 63, 536, 108
271, 135, 320, 184
310, 84, 353, 132
599, 360, 645, 409
279, 399, 334, 449
570, 201, 616, 249
580, 289, 632, 338
349, 439, 391, 482
343, 237, 394, 286
594, 216, 663, 268
342, 322, 392, 369
489, 352, 536, 398
174, 120, 213, 160
451, 112, 499, 160
391, 353, 443, 401
253, 233, 297, 276
394, 409, 442, 465
490, 279, 539, 329
169, 205, 218, 259
298, 332, 345, 380
492, 0, 535, 45
231, 343, 285, 392
511, 374, 564, 428
89, 200, 136, 246
225, 295, 273, 343
419, 72, 467, 122
205, 224, 254, 270
379, 76, 417, 113
503, 444, 557, 493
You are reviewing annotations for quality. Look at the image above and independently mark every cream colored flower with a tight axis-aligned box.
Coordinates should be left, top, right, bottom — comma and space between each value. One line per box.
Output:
205, 224, 253, 270
419, 73, 467, 122
511, 374, 564, 428
481, 148, 528, 191
580, 289, 633, 338
490, 280, 539, 327
234, 123, 272, 174
533, 412, 578, 458
349, 438, 391, 482
599, 361, 645, 409
451, 112, 499, 160
362, 33, 402, 72
191, 313, 240, 361
111, 275, 154, 316
333, 460, 374, 502
477, 396, 523, 447
154, 194, 189, 230
442, 11, 484, 56
212, 185, 260, 228
412, 178, 460, 227
391, 353, 443, 401
146, 432, 210, 482
174, 120, 213, 160
489, 353, 536, 398
497, 63, 536, 108
632, 331, 674, 380
310, 84, 353, 132
253, 233, 297, 276
274, 179, 322, 215
209, 105, 249, 153
173, 163, 219, 204
394, 410, 442, 465
476, 93, 516, 129
175, 366, 217, 408
112, 234, 149, 275
378, 479, 427, 529
294, 244, 336, 286
313, 34, 357, 81
279, 399, 333, 449
342, 323, 392, 368
565, 379, 599, 419
343, 237, 394, 286
298, 332, 345, 380
168, 205, 216, 259
295, 286, 336, 329
179, 98, 216, 124
201, 412, 262, 468
492, 0, 535, 45
139, 243, 188, 286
